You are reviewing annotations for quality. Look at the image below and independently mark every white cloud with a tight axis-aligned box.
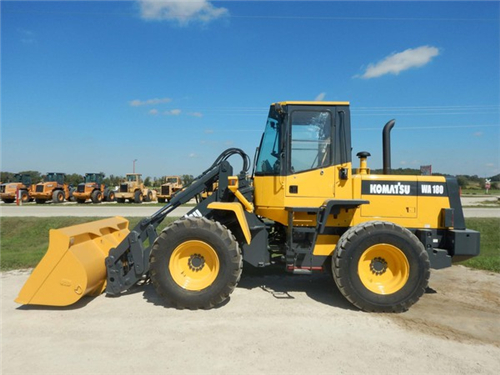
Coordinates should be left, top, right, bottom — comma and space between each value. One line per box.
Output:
473, 131, 483, 137
315, 92, 326, 101
18, 28, 36, 44
149, 108, 159, 115
204, 129, 214, 134
130, 97, 172, 106
189, 112, 203, 118
138, 0, 228, 24
188, 153, 197, 158
164, 109, 181, 116
358, 45, 440, 79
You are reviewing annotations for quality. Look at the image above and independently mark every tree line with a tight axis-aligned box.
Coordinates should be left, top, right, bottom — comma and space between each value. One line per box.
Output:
370, 168, 500, 189
0, 171, 195, 188
1, 169, 498, 190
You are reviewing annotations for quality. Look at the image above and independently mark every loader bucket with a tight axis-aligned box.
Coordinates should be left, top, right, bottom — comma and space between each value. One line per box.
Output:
15, 216, 130, 307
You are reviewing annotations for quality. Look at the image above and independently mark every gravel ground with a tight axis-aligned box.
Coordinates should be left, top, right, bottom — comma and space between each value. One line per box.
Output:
2, 265, 499, 375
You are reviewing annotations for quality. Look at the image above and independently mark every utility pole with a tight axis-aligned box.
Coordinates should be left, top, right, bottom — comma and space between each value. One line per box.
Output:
133, 159, 138, 173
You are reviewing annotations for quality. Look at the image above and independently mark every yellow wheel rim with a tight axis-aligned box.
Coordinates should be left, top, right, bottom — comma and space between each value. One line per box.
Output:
358, 244, 410, 295
169, 240, 220, 291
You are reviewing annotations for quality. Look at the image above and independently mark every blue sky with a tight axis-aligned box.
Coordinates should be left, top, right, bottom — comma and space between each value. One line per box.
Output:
2, 0, 499, 179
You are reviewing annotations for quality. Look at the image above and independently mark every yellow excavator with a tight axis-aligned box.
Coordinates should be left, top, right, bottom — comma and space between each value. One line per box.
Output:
16, 101, 480, 312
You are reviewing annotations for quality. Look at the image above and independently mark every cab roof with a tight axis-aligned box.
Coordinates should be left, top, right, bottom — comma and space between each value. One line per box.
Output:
273, 101, 350, 106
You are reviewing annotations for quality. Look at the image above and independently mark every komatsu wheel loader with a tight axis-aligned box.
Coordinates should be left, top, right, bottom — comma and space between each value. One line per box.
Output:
16, 102, 480, 312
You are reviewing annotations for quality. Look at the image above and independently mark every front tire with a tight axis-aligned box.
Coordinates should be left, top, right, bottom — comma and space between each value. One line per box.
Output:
91, 190, 103, 204
52, 190, 64, 203
150, 217, 242, 309
134, 190, 143, 204
332, 221, 430, 313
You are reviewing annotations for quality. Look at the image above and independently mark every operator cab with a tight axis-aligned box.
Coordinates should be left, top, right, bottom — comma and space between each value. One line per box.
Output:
253, 102, 353, 220
255, 101, 351, 177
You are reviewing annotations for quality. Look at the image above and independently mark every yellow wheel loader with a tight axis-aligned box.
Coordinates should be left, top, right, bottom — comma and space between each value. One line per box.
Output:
0, 173, 34, 203
73, 173, 116, 204
16, 102, 480, 312
115, 173, 155, 203
158, 176, 183, 203
30, 172, 71, 204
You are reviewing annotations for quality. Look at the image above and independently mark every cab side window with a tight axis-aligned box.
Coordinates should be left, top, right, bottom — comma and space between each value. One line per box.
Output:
290, 111, 332, 174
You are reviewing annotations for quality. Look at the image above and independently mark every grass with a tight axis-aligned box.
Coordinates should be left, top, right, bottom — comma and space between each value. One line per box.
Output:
1, 217, 498, 273
0, 216, 177, 271
462, 188, 500, 195
458, 218, 500, 273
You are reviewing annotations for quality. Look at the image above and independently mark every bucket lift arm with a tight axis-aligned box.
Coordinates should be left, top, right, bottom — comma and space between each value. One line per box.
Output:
105, 149, 248, 296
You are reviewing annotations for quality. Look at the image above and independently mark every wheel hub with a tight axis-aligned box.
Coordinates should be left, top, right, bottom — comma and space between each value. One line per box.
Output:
188, 254, 205, 272
370, 257, 388, 276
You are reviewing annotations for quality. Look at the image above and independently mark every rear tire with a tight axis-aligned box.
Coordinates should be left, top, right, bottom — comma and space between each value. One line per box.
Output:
3, 199, 15, 204
107, 191, 116, 202
76, 198, 86, 204
332, 221, 430, 313
150, 217, 242, 309
116, 197, 126, 204
91, 190, 103, 204
158, 197, 166, 204
35, 199, 46, 204
20, 190, 29, 203
134, 190, 143, 204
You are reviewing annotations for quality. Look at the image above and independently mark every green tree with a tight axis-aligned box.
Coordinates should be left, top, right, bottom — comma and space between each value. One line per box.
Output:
144, 176, 152, 186
66, 173, 84, 187
182, 174, 194, 186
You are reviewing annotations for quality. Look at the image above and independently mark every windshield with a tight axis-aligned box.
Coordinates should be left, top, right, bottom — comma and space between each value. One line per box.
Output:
127, 175, 138, 182
85, 174, 96, 183
45, 173, 64, 184
85, 174, 102, 184
167, 177, 178, 183
255, 108, 281, 175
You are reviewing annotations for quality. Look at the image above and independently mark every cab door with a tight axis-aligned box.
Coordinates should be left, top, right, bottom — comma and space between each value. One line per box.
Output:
285, 108, 335, 200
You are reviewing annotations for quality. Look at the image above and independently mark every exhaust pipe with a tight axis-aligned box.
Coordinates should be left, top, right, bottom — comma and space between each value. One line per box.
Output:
382, 119, 395, 175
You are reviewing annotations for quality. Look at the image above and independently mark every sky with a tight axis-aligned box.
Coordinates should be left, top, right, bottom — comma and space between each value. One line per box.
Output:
1, 0, 499, 179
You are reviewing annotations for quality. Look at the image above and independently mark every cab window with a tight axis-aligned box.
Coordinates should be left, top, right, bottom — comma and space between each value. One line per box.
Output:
290, 111, 332, 174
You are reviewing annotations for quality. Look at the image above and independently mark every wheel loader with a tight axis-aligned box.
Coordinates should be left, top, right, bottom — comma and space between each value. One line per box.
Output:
0, 173, 34, 203
115, 173, 156, 203
30, 172, 71, 204
73, 173, 116, 204
16, 101, 480, 312
157, 176, 183, 203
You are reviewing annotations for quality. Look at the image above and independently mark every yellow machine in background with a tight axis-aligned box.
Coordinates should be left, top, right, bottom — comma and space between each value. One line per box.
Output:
115, 173, 156, 203
73, 173, 116, 204
30, 172, 70, 204
16, 102, 480, 312
0, 173, 35, 203
157, 176, 183, 203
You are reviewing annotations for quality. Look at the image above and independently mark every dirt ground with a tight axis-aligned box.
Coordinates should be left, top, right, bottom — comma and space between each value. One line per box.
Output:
1, 265, 499, 375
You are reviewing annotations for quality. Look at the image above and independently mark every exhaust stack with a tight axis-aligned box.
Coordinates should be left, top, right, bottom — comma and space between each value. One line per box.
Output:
383, 119, 395, 175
